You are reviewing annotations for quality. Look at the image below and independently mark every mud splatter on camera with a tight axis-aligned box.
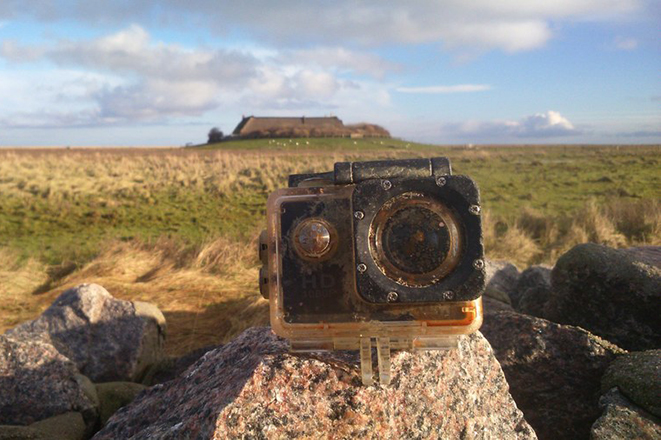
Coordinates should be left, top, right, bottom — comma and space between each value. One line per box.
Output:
260, 158, 485, 385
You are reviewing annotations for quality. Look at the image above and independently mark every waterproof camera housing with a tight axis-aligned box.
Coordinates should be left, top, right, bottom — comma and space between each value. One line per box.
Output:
259, 157, 485, 385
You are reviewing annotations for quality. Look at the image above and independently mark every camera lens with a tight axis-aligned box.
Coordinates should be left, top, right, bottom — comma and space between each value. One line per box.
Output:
382, 207, 450, 274
369, 193, 462, 287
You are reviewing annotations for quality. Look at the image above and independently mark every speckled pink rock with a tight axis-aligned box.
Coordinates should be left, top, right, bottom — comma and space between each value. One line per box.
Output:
94, 327, 536, 440
6, 283, 166, 382
591, 388, 661, 440
0, 335, 97, 426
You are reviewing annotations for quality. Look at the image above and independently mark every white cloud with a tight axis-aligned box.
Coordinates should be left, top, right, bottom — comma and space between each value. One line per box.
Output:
43, 25, 258, 85
614, 36, 638, 50
438, 110, 580, 140
396, 84, 491, 94
205, 1, 641, 53
518, 111, 576, 136
295, 70, 339, 99
0, 26, 261, 124
0, 25, 394, 127
277, 47, 400, 79
96, 80, 221, 120
0, 1, 644, 55
1, 40, 46, 62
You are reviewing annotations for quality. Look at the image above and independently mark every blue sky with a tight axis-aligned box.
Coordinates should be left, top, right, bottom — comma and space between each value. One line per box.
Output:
0, 1, 659, 146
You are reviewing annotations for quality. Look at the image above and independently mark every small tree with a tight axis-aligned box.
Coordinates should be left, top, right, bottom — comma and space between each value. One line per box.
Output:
208, 127, 224, 143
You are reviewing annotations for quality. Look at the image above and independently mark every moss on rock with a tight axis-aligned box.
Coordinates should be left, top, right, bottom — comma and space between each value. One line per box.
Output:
602, 349, 661, 417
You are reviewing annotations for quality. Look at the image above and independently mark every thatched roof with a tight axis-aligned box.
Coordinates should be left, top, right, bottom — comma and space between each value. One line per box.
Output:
232, 116, 343, 136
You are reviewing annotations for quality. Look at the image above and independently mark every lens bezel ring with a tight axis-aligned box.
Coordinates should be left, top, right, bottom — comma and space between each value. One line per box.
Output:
352, 175, 485, 303
369, 192, 463, 287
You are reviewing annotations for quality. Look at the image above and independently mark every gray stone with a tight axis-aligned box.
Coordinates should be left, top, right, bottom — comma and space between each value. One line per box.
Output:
517, 285, 554, 318
30, 412, 86, 440
484, 260, 520, 304
511, 265, 552, 309
0, 335, 97, 426
75, 373, 100, 410
547, 243, 661, 350
622, 246, 661, 268
484, 286, 513, 305
480, 310, 623, 440
0, 412, 86, 440
95, 382, 148, 426
601, 349, 661, 417
483, 296, 515, 315
0, 425, 44, 440
93, 327, 536, 440
6, 283, 166, 382
591, 388, 661, 440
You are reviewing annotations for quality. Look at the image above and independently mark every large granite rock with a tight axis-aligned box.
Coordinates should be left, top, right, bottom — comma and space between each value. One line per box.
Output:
484, 260, 520, 305
622, 246, 661, 268
6, 284, 166, 382
601, 349, 661, 417
94, 327, 536, 440
0, 335, 97, 426
547, 244, 661, 351
483, 296, 515, 314
480, 310, 623, 440
511, 265, 552, 310
517, 285, 554, 318
591, 388, 661, 440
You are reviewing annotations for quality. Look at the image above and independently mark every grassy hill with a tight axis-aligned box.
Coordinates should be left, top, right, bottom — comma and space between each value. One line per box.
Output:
1, 139, 659, 354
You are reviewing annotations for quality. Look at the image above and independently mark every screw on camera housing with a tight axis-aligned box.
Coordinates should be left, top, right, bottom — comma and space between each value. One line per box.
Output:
468, 205, 481, 215
435, 176, 446, 187
387, 291, 399, 302
357, 263, 367, 273
443, 291, 455, 300
473, 259, 485, 270
381, 180, 392, 190
354, 211, 365, 220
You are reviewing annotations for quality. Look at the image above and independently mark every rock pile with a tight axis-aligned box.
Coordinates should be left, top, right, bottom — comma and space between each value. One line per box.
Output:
481, 310, 622, 439
547, 243, 661, 351
5, 283, 166, 382
93, 327, 536, 439
482, 244, 661, 440
0, 336, 98, 427
0, 284, 165, 440
2, 243, 660, 439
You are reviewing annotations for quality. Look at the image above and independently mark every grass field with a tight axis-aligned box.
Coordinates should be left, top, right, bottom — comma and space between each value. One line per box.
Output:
1, 139, 659, 355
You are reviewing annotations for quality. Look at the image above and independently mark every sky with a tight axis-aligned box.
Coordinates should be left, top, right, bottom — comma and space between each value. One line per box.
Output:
0, 1, 659, 146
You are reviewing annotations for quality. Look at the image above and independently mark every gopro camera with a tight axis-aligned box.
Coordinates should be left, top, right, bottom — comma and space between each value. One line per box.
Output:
259, 157, 485, 385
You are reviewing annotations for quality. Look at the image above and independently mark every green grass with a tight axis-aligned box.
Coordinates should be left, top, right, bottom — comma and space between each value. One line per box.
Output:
0, 141, 659, 267
197, 137, 434, 151
0, 191, 263, 265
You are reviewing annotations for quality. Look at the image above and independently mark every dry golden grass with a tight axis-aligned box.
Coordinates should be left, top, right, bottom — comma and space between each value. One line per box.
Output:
0, 236, 268, 355
0, 148, 406, 202
0, 249, 50, 329
483, 198, 660, 266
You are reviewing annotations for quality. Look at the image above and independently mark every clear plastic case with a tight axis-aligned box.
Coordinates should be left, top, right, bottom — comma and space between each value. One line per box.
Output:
264, 185, 483, 385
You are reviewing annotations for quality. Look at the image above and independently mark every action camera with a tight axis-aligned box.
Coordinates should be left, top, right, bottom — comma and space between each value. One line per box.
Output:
259, 157, 485, 385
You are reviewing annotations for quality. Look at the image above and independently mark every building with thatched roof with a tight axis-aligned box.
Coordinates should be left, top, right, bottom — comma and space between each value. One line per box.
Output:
232, 116, 343, 137
230, 115, 390, 139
